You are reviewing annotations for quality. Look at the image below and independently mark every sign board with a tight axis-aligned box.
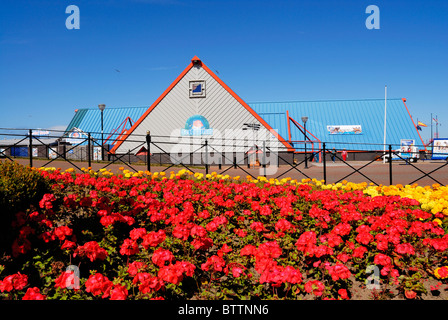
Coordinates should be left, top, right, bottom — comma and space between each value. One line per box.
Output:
49, 147, 57, 159
93, 146, 102, 161
66, 130, 87, 145
432, 138, 448, 160
327, 125, 362, 135
32, 130, 50, 136
400, 139, 415, 158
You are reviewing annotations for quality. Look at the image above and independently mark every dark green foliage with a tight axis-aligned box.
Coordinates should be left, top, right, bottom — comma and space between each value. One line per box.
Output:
0, 161, 50, 253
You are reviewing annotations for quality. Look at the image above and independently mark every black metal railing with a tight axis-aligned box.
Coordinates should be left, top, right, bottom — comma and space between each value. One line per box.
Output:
1, 128, 447, 186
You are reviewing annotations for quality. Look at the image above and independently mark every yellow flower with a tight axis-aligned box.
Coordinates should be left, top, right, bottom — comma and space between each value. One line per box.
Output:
434, 267, 448, 279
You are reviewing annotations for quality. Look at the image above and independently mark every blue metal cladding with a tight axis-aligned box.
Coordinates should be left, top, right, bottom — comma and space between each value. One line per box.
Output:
11, 146, 28, 157
64, 106, 148, 146
64, 99, 422, 152
250, 99, 423, 152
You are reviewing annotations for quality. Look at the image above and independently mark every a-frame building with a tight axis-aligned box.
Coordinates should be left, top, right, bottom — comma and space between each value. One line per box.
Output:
110, 56, 293, 157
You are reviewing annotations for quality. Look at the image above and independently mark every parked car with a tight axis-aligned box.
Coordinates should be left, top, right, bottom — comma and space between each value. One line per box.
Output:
383, 145, 419, 163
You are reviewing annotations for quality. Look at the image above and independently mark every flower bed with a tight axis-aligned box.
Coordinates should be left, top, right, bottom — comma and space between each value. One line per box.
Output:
1, 167, 448, 300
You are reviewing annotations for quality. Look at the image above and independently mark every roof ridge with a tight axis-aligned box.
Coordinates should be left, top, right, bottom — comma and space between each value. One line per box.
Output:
78, 106, 150, 110
248, 98, 403, 104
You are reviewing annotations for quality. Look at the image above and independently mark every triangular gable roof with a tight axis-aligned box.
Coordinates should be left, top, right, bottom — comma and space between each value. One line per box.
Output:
110, 57, 294, 153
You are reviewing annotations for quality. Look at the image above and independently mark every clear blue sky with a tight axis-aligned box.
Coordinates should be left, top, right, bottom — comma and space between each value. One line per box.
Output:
1, 0, 447, 142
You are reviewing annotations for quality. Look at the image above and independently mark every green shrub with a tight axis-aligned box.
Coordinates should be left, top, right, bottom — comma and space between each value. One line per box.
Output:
0, 161, 50, 252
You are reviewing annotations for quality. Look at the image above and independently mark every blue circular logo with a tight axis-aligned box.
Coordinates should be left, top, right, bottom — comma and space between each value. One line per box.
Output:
181, 115, 213, 136
185, 115, 210, 130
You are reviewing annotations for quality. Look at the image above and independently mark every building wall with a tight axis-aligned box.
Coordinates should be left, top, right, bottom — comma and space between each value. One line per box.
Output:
114, 63, 285, 155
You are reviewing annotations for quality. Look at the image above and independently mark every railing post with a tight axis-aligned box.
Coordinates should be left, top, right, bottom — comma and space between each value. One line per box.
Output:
262, 140, 267, 178
219, 143, 223, 170
29, 129, 33, 167
323, 143, 326, 184
205, 139, 209, 175
233, 155, 237, 169
389, 144, 393, 185
146, 131, 151, 172
87, 133, 92, 168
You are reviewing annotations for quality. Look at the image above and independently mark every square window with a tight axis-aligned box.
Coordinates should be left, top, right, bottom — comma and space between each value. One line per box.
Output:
189, 80, 206, 98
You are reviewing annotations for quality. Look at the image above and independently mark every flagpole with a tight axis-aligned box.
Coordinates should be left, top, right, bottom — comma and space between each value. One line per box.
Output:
436, 115, 439, 138
383, 85, 387, 164
431, 113, 433, 142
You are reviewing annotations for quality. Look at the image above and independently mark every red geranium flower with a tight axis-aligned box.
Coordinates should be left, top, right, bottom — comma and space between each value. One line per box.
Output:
109, 284, 128, 300
338, 288, 349, 300
54, 271, 76, 290
133, 272, 164, 293
127, 261, 147, 276
142, 230, 166, 249
201, 255, 226, 273
250, 222, 267, 233
305, 280, 325, 297
61, 240, 77, 251
85, 273, 113, 298
0, 272, 28, 292
355, 232, 373, 245
22, 287, 46, 300
54, 226, 73, 241
130, 227, 147, 240
326, 263, 351, 281
74, 241, 108, 262
152, 248, 174, 267
119, 238, 140, 256
191, 237, 213, 250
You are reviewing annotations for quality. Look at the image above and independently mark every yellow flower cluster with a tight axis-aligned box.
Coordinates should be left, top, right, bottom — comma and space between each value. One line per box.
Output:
288, 179, 448, 219
362, 184, 448, 217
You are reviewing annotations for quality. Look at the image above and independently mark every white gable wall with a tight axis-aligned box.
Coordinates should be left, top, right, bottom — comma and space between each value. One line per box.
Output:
114, 64, 284, 157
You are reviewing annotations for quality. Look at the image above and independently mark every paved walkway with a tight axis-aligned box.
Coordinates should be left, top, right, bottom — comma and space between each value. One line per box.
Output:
9, 158, 448, 186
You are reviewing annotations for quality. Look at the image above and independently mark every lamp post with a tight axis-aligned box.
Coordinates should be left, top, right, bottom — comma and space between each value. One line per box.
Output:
302, 116, 308, 169
243, 123, 261, 168
98, 104, 106, 161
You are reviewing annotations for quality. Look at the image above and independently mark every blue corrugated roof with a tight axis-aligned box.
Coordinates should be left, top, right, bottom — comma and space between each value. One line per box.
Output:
64, 99, 423, 152
249, 98, 423, 151
65, 106, 148, 145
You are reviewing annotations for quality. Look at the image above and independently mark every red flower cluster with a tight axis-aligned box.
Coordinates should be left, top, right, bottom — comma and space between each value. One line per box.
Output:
3, 167, 448, 300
